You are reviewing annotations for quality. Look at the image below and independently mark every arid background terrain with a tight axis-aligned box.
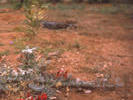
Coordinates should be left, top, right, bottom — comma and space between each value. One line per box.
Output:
0, 2, 133, 100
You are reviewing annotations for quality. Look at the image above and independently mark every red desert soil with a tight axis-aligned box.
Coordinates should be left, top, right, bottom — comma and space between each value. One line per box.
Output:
0, 7, 133, 100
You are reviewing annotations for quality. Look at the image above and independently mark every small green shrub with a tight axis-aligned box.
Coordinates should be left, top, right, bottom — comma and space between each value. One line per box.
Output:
0, 50, 9, 56
23, 0, 48, 38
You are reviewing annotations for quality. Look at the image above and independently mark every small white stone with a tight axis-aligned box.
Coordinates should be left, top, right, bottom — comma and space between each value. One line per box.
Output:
12, 70, 18, 76
84, 90, 92, 94
56, 90, 61, 94
19, 69, 26, 75
76, 78, 81, 83
27, 68, 33, 74
2, 71, 7, 76
49, 97, 57, 100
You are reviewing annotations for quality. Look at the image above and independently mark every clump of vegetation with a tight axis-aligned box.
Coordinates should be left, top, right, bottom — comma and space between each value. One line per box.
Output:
13, 38, 26, 51
67, 40, 82, 50
19, 46, 38, 69
0, 46, 53, 99
0, 50, 10, 56
24, 0, 48, 38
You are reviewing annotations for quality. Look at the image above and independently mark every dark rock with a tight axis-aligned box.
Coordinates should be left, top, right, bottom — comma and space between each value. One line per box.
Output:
41, 21, 76, 29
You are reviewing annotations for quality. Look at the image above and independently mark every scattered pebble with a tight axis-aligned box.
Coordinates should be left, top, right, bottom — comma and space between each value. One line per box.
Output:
12, 70, 18, 76
48, 51, 59, 57
56, 90, 61, 94
84, 90, 92, 94
96, 73, 104, 78
76, 78, 81, 83
49, 96, 57, 100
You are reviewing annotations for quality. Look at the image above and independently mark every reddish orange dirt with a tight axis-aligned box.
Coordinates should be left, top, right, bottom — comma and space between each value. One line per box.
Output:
0, 5, 133, 100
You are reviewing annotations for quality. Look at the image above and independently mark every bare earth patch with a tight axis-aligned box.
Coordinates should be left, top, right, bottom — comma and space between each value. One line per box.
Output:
0, 4, 133, 100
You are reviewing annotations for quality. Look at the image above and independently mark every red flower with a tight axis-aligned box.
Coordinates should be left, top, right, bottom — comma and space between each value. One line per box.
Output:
16, 99, 24, 100
41, 93, 47, 100
38, 95, 41, 100
56, 68, 64, 78
35, 96, 38, 100
31, 96, 33, 100
27, 92, 31, 97
17, 93, 47, 100
63, 71, 68, 79
56, 71, 61, 78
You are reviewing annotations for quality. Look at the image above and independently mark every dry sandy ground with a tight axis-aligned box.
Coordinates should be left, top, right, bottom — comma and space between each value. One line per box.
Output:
0, 4, 133, 100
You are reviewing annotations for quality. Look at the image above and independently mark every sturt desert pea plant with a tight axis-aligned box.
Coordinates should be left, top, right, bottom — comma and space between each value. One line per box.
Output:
17, 92, 47, 100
